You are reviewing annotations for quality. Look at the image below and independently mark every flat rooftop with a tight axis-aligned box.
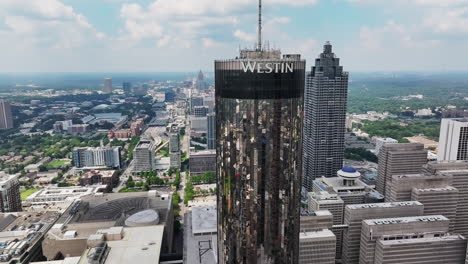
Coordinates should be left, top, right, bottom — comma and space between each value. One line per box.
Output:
379, 234, 465, 246
364, 215, 448, 226
79, 226, 164, 264
192, 206, 217, 235
300, 229, 335, 239
347, 201, 423, 210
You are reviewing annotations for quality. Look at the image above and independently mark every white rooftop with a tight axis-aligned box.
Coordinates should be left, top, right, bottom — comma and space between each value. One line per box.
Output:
347, 201, 423, 210
379, 234, 465, 246
192, 206, 217, 235
365, 215, 448, 226
300, 229, 335, 239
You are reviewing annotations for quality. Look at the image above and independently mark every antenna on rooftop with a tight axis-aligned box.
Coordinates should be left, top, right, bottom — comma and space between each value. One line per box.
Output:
257, 0, 262, 51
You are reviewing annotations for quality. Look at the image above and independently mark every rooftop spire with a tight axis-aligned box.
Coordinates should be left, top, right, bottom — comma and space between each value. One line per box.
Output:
257, 0, 262, 51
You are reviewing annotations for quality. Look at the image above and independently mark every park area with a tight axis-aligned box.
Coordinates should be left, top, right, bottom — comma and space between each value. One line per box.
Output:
20, 189, 40, 201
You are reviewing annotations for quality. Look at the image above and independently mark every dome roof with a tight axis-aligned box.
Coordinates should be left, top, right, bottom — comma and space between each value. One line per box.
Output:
342, 166, 357, 173
125, 209, 160, 227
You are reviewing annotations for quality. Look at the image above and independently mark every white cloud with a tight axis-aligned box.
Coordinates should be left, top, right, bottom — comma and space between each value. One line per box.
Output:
348, 0, 468, 6
234, 30, 256, 42
423, 7, 468, 34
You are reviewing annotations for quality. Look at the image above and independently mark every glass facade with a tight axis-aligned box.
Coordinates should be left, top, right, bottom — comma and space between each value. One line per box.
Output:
215, 55, 305, 263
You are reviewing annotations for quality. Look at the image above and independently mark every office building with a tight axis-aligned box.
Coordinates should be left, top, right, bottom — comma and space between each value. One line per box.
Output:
169, 128, 181, 170
412, 187, 458, 231
191, 96, 204, 113
203, 96, 215, 112
360, 215, 450, 264
103, 78, 112, 94
72, 147, 121, 169
195, 70, 207, 90
341, 201, 424, 264
79, 170, 118, 190
0, 174, 21, 212
438, 118, 468, 161
313, 166, 374, 205
194, 106, 209, 117
308, 192, 344, 226
375, 138, 398, 156
299, 229, 336, 264
123, 82, 132, 94
300, 210, 333, 232
0, 99, 13, 129
215, 3, 306, 261
190, 116, 208, 133
165, 91, 176, 102
376, 143, 427, 197
385, 173, 451, 202
0, 212, 59, 263
302, 41, 349, 191
374, 234, 466, 264
423, 161, 468, 237
207, 113, 216, 150
189, 150, 215, 176
133, 139, 156, 172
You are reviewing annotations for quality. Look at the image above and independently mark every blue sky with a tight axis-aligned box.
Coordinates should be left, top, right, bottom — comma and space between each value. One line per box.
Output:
0, 0, 467, 72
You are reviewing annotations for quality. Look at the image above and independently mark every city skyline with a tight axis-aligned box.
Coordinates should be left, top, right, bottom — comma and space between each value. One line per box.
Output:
1, 0, 468, 72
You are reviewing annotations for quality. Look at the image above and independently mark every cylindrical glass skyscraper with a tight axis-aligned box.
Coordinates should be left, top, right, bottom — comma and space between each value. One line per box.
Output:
215, 50, 305, 263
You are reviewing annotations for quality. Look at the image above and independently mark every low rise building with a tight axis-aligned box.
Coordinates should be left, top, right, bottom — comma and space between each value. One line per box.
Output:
189, 150, 215, 176
79, 170, 118, 190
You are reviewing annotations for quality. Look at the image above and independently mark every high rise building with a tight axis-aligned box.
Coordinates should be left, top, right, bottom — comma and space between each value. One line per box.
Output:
169, 128, 181, 170
207, 113, 216, 150
72, 147, 121, 169
374, 138, 398, 156
0, 174, 21, 212
0, 99, 13, 129
215, 2, 305, 262
299, 229, 336, 264
300, 210, 333, 232
123, 82, 132, 94
385, 173, 451, 202
195, 70, 207, 90
133, 139, 156, 172
193, 106, 209, 117
341, 201, 424, 264
438, 118, 468, 161
302, 42, 349, 191
190, 96, 204, 113
103, 78, 112, 94
374, 234, 466, 264
423, 161, 468, 238
308, 192, 344, 226
360, 215, 450, 264
376, 143, 427, 197
412, 187, 458, 232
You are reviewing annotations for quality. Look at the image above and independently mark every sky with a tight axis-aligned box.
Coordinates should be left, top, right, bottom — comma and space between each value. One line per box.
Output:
0, 0, 468, 72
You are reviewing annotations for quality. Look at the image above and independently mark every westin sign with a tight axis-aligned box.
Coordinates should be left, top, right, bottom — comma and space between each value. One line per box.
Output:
241, 61, 294, 73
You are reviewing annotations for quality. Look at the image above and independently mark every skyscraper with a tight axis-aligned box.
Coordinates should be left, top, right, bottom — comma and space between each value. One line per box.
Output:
195, 70, 207, 90
302, 42, 349, 191
215, 1, 305, 262
169, 128, 181, 170
438, 118, 468, 161
376, 143, 427, 197
0, 99, 13, 129
123, 82, 132, 94
207, 113, 216, 150
0, 174, 21, 212
103, 78, 112, 94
